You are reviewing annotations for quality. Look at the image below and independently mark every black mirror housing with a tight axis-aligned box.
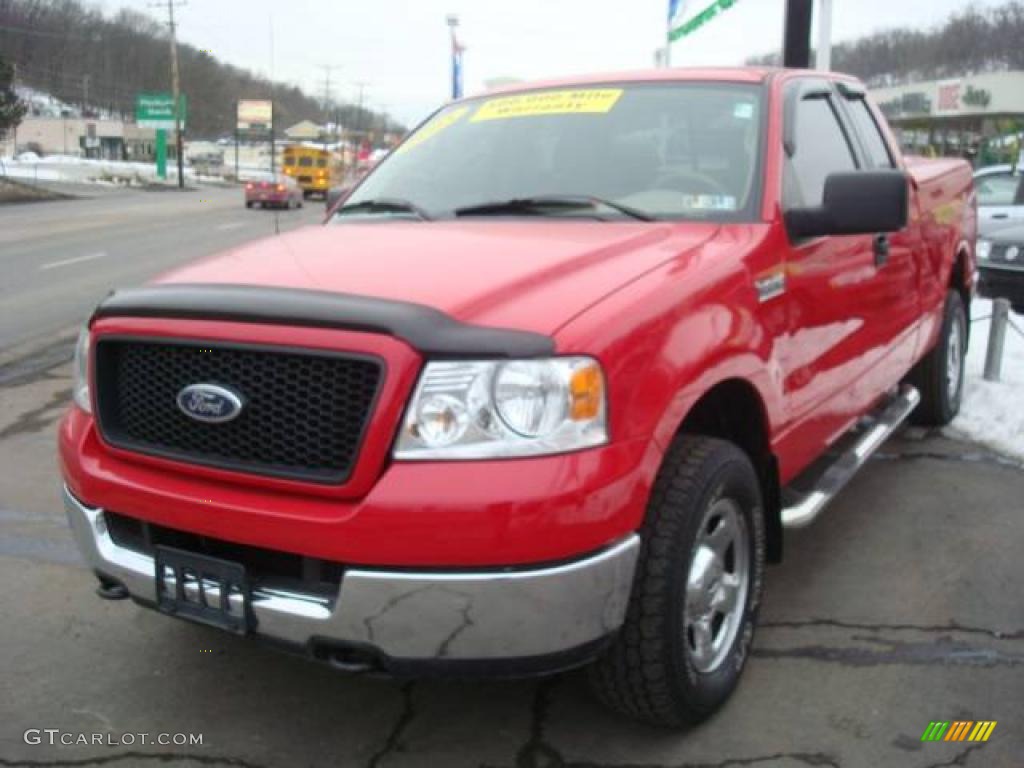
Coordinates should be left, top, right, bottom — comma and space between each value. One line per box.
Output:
786, 170, 909, 240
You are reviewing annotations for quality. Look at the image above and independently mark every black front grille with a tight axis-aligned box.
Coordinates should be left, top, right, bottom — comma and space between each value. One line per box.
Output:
94, 339, 383, 484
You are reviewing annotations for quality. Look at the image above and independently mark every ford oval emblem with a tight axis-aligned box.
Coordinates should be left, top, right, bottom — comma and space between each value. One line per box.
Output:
176, 383, 244, 424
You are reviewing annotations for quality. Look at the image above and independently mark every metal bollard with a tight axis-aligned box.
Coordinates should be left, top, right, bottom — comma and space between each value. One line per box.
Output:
984, 298, 1010, 382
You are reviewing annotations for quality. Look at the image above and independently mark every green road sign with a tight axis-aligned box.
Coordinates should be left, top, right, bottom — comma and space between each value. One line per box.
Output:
669, 0, 741, 42
135, 93, 187, 131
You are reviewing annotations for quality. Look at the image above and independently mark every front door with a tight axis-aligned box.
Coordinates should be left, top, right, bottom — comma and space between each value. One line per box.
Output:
776, 80, 919, 473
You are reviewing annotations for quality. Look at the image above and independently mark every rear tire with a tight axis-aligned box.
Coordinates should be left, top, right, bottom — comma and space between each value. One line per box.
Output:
588, 436, 766, 728
909, 290, 966, 426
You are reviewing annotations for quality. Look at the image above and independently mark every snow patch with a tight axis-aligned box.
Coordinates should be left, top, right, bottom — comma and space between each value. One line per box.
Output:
948, 299, 1024, 461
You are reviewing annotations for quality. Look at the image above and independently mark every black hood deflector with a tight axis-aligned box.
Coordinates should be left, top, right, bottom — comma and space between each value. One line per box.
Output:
91, 283, 555, 358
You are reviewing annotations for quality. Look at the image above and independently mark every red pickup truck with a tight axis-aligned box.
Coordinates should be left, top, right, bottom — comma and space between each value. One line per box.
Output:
60, 68, 975, 727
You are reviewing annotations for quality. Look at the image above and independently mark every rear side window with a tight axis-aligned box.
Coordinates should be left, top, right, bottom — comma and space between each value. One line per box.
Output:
847, 100, 895, 169
785, 96, 858, 209
976, 174, 1021, 207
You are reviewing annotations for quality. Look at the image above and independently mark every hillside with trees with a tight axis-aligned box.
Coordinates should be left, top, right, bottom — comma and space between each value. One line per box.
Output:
748, 1, 1024, 86
0, 0, 402, 137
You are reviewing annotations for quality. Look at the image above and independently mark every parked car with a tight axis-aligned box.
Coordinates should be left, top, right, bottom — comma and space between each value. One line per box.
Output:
61, 68, 975, 728
977, 222, 1024, 313
974, 164, 1024, 235
244, 175, 303, 209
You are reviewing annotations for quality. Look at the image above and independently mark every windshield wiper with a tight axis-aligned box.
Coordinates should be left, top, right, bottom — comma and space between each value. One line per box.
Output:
335, 197, 433, 221
454, 194, 656, 222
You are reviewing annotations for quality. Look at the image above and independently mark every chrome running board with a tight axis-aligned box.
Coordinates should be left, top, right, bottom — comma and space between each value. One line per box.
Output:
781, 385, 921, 529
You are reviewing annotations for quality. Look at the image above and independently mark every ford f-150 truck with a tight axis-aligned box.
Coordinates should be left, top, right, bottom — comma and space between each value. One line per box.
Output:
60, 68, 976, 727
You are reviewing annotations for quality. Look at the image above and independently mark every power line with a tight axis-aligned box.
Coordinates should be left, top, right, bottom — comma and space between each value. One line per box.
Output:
0, 23, 142, 41
319, 64, 338, 113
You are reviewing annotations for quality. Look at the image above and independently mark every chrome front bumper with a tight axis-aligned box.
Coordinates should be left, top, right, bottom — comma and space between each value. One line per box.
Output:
63, 486, 639, 665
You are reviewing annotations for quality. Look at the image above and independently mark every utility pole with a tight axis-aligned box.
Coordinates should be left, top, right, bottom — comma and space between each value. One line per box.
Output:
151, 0, 187, 187
319, 65, 339, 151
269, 14, 276, 179
783, 0, 814, 69
168, 0, 185, 188
11, 64, 18, 154
352, 81, 368, 161
82, 74, 90, 114
816, 0, 833, 71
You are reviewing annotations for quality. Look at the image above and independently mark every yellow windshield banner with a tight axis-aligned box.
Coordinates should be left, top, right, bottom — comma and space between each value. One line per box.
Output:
397, 106, 469, 154
471, 89, 624, 122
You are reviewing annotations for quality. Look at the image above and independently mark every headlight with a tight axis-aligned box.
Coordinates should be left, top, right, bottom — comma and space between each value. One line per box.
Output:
72, 326, 92, 413
394, 357, 607, 459
977, 239, 992, 261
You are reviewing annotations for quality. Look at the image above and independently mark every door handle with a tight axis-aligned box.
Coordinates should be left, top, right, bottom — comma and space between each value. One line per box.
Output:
992, 213, 1009, 220
874, 234, 890, 267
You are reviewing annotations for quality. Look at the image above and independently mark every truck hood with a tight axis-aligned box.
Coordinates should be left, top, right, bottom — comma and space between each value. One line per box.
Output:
156, 220, 719, 336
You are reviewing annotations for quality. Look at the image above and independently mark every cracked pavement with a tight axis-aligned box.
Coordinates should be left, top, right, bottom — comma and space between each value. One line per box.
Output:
0, 352, 1022, 768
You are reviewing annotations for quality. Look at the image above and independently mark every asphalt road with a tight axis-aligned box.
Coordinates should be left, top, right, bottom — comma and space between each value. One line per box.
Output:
0, 188, 1021, 767
0, 184, 322, 357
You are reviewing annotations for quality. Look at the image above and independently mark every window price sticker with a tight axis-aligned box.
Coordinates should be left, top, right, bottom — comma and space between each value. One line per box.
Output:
472, 89, 624, 122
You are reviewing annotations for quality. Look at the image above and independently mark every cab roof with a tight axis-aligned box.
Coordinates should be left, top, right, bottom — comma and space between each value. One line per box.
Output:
477, 67, 778, 99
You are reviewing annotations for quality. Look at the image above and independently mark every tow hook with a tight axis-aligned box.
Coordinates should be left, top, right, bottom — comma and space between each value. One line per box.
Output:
95, 574, 130, 600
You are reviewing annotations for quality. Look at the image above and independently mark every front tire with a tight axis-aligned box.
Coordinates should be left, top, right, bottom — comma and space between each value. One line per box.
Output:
589, 436, 766, 728
909, 290, 966, 426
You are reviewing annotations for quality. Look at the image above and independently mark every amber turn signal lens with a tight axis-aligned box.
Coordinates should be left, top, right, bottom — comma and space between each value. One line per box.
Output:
569, 363, 604, 421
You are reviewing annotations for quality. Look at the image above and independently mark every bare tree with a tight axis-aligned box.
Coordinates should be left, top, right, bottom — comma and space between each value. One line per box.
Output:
0, 54, 28, 138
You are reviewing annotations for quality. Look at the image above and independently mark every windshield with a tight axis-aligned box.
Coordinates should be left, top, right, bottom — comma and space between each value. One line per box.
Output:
344, 82, 764, 221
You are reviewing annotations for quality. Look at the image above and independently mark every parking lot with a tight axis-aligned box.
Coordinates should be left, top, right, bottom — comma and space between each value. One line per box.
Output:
0, 261, 1020, 767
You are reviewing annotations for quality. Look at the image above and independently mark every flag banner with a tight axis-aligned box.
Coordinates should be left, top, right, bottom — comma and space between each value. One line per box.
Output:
452, 48, 464, 100
669, 0, 687, 26
670, 0, 740, 42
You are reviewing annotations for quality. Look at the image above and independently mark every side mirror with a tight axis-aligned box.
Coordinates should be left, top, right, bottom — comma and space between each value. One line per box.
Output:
326, 185, 352, 212
785, 170, 908, 240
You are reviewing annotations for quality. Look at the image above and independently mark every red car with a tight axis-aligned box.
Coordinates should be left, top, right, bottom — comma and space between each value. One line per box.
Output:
244, 175, 303, 209
61, 68, 975, 726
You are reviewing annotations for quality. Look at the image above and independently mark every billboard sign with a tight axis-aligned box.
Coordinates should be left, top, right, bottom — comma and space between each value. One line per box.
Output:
136, 93, 186, 130
237, 100, 273, 133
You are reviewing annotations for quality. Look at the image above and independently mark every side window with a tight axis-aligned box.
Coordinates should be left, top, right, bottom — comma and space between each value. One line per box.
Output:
785, 95, 858, 209
847, 99, 895, 169
976, 174, 1020, 207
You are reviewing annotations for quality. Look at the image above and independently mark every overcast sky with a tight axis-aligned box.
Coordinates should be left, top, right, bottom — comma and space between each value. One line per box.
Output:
97, 0, 1004, 128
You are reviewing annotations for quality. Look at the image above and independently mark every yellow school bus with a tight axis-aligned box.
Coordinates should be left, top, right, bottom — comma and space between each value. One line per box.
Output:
282, 145, 341, 197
